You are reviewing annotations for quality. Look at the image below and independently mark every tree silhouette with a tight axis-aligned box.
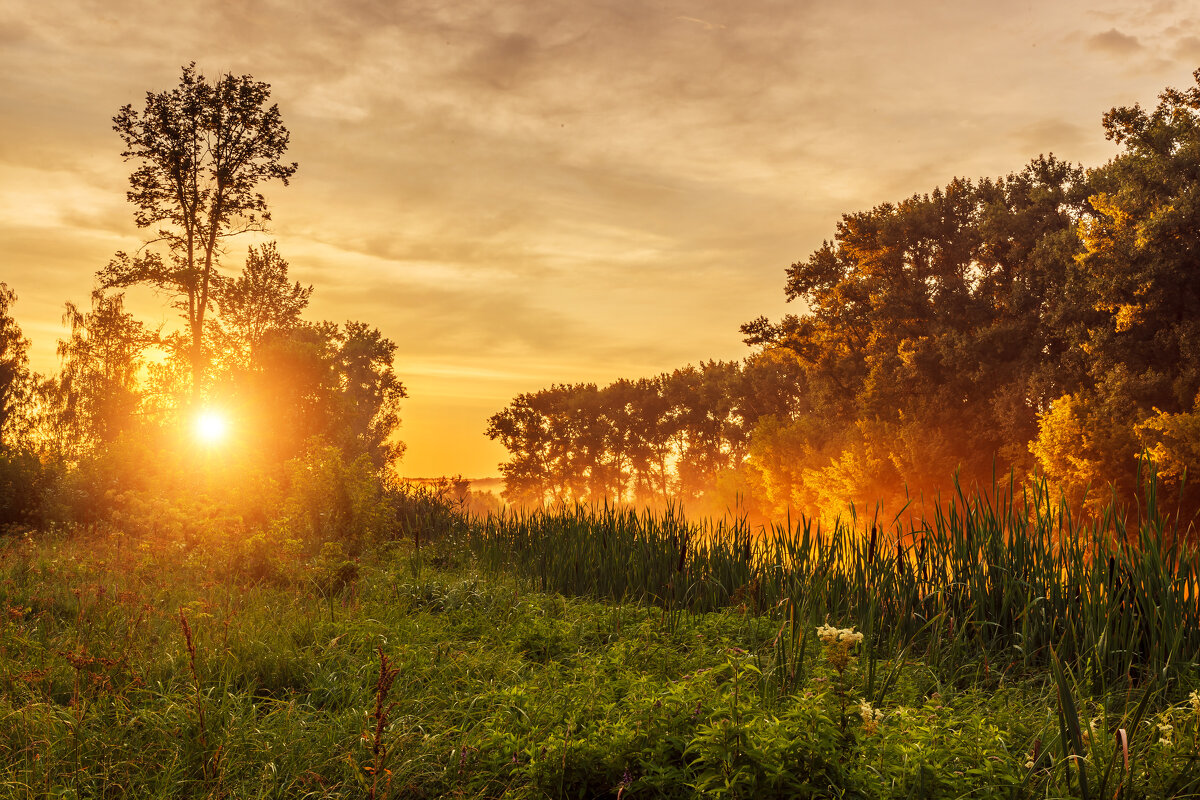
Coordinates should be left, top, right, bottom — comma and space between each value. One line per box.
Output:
214, 242, 312, 370
0, 283, 32, 450
51, 292, 155, 458
98, 64, 297, 401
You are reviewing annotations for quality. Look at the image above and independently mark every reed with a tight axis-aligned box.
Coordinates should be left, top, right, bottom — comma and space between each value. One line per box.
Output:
466, 475, 1200, 689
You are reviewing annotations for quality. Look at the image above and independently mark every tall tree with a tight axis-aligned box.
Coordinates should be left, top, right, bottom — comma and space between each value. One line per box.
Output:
224, 319, 406, 470
98, 63, 297, 400
1032, 69, 1200, 511
0, 283, 32, 450
1078, 69, 1200, 413
486, 389, 561, 505
52, 292, 154, 458
742, 156, 1088, 514
334, 321, 408, 469
215, 242, 312, 370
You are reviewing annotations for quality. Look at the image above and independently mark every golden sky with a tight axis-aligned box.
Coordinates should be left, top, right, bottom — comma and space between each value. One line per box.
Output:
3, 0, 1198, 477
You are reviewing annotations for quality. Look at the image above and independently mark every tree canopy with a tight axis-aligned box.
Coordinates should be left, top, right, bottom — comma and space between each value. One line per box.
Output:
98, 63, 297, 401
0, 283, 33, 451
0, 66, 408, 539
490, 71, 1200, 524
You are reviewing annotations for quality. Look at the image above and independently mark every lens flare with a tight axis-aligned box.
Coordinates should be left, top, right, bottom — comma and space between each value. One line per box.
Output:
194, 410, 229, 445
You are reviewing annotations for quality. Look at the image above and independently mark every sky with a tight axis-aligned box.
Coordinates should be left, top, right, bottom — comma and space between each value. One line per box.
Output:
3, 0, 1199, 477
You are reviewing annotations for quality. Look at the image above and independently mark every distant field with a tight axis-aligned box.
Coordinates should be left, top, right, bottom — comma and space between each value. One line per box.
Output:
465, 477, 505, 495
400, 476, 506, 496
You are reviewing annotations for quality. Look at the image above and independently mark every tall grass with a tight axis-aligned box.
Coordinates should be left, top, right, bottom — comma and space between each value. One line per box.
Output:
466, 475, 1200, 691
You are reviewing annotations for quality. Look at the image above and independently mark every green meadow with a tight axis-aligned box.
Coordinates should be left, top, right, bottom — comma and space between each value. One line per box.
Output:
2, 481, 1199, 799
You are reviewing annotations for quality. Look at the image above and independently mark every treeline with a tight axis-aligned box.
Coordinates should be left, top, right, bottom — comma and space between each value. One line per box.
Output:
24, 245, 403, 469
490, 71, 1200, 523
485, 354, 803, 508
0, 65, 415, 560
0, 247, 406, 543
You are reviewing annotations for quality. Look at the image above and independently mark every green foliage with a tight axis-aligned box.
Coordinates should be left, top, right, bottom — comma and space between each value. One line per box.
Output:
213, 242, 313, 371
276, 441, 391, 551
0, 282, 34, 451
43, 291, 154, 460
468, 476, 1200, 691
21, 429, 453, 586
208, 312, 407, 469
2, 517, 1198, 799
0, 449, 52, 529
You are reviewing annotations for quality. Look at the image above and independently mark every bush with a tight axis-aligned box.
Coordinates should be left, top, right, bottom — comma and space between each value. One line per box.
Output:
0, 449, 52, 530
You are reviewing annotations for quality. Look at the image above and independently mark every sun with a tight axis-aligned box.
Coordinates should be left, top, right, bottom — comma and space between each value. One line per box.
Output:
194, 409, 229, 445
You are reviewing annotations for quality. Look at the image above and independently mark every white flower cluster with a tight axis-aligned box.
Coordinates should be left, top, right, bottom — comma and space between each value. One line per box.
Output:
859, 700, 883, 725
816, 624, 864, 647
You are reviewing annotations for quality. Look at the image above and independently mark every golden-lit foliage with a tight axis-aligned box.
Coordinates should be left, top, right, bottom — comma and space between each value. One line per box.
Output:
0, 67, 410, 533
490, 73, 1200, 524
0, 283, 33, 452
1138, 395, 1200, 512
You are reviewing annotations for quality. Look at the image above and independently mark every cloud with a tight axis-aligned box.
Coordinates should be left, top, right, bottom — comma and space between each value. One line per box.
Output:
1013, 118, 1090, 158
676, 16, 726, 31
1173, 33, 1200, 62
455, 32, 542, 92
1086, 27, 1142, 55
8, 0, 1200, 474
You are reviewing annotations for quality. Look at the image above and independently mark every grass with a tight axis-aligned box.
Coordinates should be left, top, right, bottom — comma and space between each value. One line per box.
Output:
1, 477, 1199, 798
466, 476, 1200, 693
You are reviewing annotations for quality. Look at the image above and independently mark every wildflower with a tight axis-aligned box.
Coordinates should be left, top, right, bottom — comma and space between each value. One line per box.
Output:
1189, 690, 1200, 715
817, 624, 865, 673
859, 700, 883, 734
616, 768, 634, 800
816, 624, 864, 647
1157, 722, 1173, 746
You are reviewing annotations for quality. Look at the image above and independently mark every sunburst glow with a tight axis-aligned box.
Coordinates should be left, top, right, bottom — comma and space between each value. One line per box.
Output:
194, 409, 229, 445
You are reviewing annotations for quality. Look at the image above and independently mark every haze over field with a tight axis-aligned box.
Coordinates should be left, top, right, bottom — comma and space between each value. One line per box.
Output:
3, 0, 1198, 476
